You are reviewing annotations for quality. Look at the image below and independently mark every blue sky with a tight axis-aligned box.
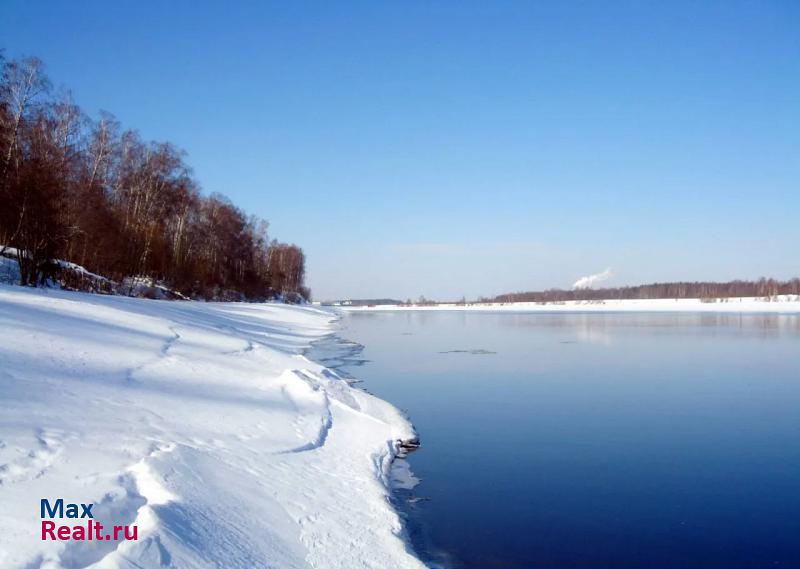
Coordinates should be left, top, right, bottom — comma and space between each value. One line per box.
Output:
3, 1, 799, 300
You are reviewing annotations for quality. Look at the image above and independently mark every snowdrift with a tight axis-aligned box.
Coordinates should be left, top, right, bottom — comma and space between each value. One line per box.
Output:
0, 286, 425, 569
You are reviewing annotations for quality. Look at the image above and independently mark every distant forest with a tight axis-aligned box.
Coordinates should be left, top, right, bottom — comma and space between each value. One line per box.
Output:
0, 53, 308, 300
491, 279, 800, 303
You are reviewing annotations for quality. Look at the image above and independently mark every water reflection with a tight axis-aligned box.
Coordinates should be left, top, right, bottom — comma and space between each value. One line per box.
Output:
338, 311, 800, 569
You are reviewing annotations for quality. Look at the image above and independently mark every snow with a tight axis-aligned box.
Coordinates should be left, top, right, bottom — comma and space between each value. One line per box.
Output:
0, 255, 20, 286
0, 247, 189, 299
118, 276, 189, 300
342, 296, 800, 313
0, 285, 425, 569
55, 260, 112, 284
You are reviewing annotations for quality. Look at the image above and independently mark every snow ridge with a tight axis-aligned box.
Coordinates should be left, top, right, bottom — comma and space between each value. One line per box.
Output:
0, 285, 425, 569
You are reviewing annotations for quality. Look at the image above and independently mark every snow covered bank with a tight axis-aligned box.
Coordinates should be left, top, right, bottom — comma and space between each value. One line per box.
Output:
341, 296, 800, 313
0, 286, 425, 569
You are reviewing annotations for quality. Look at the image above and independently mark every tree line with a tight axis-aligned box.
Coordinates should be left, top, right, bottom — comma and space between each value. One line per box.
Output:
491, 278, 800, 303
0, 53, 309, 301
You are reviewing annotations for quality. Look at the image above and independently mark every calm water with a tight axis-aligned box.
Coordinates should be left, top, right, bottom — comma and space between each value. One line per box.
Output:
335, 311, 800, 569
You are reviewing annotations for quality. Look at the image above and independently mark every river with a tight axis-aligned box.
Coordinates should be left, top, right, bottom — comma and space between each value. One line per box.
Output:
335, 311, 800, 569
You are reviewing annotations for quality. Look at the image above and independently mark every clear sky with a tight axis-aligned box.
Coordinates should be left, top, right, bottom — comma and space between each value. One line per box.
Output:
2, 1, 799, 300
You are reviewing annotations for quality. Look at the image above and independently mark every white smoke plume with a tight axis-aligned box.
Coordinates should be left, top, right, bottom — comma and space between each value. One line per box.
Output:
573, 268, 613, 290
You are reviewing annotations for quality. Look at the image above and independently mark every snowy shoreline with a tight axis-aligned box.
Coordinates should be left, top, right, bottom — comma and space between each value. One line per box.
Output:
0, 285, 427, 569
340, 295, 800, 313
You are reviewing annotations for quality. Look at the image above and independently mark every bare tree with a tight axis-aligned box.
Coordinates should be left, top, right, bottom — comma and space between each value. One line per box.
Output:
0, 53, 309, 299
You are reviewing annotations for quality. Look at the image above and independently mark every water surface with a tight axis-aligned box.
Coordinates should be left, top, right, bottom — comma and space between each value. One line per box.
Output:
337, 311, 800, 569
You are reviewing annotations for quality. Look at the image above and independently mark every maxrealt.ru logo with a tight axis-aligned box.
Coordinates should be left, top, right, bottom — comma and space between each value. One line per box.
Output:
40, 499, 138, 541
